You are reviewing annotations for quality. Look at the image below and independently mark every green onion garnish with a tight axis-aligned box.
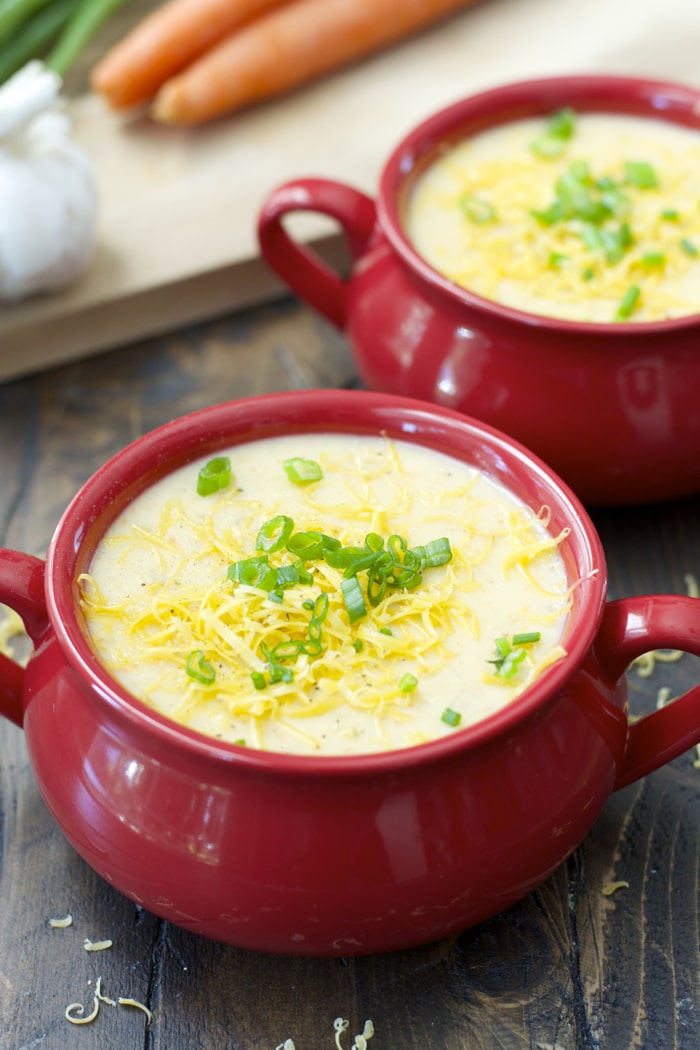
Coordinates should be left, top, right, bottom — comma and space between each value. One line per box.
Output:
441, 707, 462, 727
512, 631, 541, 646
488, 633, 541, 681
341, 576, 367, 623
399, 673, 418, 693
458, 193, 497, 224
283, 458, 323, 484
197, 456, 232, 497
615, 284, 641, 320
257, 514, 294, 553
681, 238, 698, 257
251, 671, 267, 691
623, 160, 659, 189
530, 107, 576, 158
641, 251, 666, 268
186, 650, 216, 685
661, 208, 679, 222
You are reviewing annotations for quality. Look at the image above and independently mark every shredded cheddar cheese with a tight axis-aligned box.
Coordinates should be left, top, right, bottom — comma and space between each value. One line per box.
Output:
80, 434, 573, 755
49, 914, 73, 928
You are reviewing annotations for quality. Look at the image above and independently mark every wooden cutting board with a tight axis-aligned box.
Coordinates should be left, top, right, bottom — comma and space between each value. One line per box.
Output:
1, 0, 699, 380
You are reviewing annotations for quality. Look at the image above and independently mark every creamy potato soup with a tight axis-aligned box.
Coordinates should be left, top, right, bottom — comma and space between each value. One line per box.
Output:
406, 110, 700, 323
79, 433, 572, 756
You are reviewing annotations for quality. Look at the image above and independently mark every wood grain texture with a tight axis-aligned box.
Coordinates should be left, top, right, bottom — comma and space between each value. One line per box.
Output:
0, 299, 698, 1049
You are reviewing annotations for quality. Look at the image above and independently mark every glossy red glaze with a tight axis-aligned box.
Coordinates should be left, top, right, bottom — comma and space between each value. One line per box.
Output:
1, 391, 700, 956
257, 76, 700, 506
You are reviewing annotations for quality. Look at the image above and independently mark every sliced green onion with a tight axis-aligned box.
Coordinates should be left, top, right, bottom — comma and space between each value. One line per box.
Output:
512, 631, 541, 645
441, 707, 462, 727
615, 284, 641, 320
661, 208, 679, 222
197, 456, 232, 496
458, 193, 497, 224
581, 267, 595, 281
341, 577, 367, 623
680, 238, 698, 257
399, 673, 418, 693
287, 530, 340, 561
641, 251, 666, 268
530, 107, 576, 158
548, 252, 568, 269
352, 639, 363, 653
415, 537, 452, 569
379, 627, 393, 636
251, 671, 267, 691
283, 457, 323, 484
256, 514, 294, 553
623, 160, 659, 189
186, 650, 216, 685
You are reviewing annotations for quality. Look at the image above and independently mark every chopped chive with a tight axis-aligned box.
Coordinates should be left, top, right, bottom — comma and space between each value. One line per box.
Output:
197, 456, 232, 496
512, 631, 541, 645
399, 673, 418, 693
283, 457, 323, 484
530, 107, 576, 158
251, 671, 267, 690
341, 576, 367, 623
615, 284, 641, 320
458, 193, 497, 224
623, 160, 659, 189
441, 707, 462, 727
641, 251, 666, 268
680, 238, 698, 257
186, 650, 216, 685
256, 514, 294, 553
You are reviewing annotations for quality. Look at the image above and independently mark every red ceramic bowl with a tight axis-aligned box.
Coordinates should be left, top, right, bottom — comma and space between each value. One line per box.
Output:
257, 75, 700, 507
1, 390, 700, 956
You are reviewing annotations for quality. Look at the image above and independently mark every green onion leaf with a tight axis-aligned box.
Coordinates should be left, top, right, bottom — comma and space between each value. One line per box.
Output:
681, 238, 699, 257
186, 650, 216, 685
197, 456, 232, 496
530, 107, 576, 158
283, 458, 323, 484
399, 673, 418, 693
458, 193, 497, 224
661, 208, 679, 222
641, 251, 666, 268
512, 631, 541, 645
615, 284, 641, 320
256, 514, 294, 553
441, 707, 462, 727
341, 577, 367, 624
251, 671, 267, 691
623, 160, 659, 189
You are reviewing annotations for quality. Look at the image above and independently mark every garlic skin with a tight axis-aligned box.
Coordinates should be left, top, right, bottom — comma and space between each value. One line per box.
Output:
0, 61, 98, 302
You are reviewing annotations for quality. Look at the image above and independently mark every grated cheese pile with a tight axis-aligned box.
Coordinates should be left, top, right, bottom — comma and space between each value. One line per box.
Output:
407, 111, 700, 323
79, 434, 572, 755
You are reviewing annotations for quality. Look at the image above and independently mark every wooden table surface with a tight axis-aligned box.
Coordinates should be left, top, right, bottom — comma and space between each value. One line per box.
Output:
0, 297, 698, 1050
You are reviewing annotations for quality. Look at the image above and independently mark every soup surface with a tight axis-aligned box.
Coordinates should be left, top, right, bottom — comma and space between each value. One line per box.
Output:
405, 111, 700, 323
80, 433, 572, 755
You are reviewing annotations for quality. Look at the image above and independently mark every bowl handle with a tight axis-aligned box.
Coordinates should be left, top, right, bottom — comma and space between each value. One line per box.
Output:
593, 595, 700, 789
257, 177, 377, 329
0, 550, 48, 728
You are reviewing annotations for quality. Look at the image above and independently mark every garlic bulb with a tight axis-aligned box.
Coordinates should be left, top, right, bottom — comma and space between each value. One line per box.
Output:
0, 61, 98, 302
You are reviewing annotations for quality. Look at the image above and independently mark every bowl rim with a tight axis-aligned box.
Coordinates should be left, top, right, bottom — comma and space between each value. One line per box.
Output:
46, 389, 607, 778
378, 73, 700, 336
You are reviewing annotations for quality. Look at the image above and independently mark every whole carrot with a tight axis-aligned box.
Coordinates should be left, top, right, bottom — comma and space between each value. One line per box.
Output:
152, 0, 482, 126
90, 0, 286, 109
